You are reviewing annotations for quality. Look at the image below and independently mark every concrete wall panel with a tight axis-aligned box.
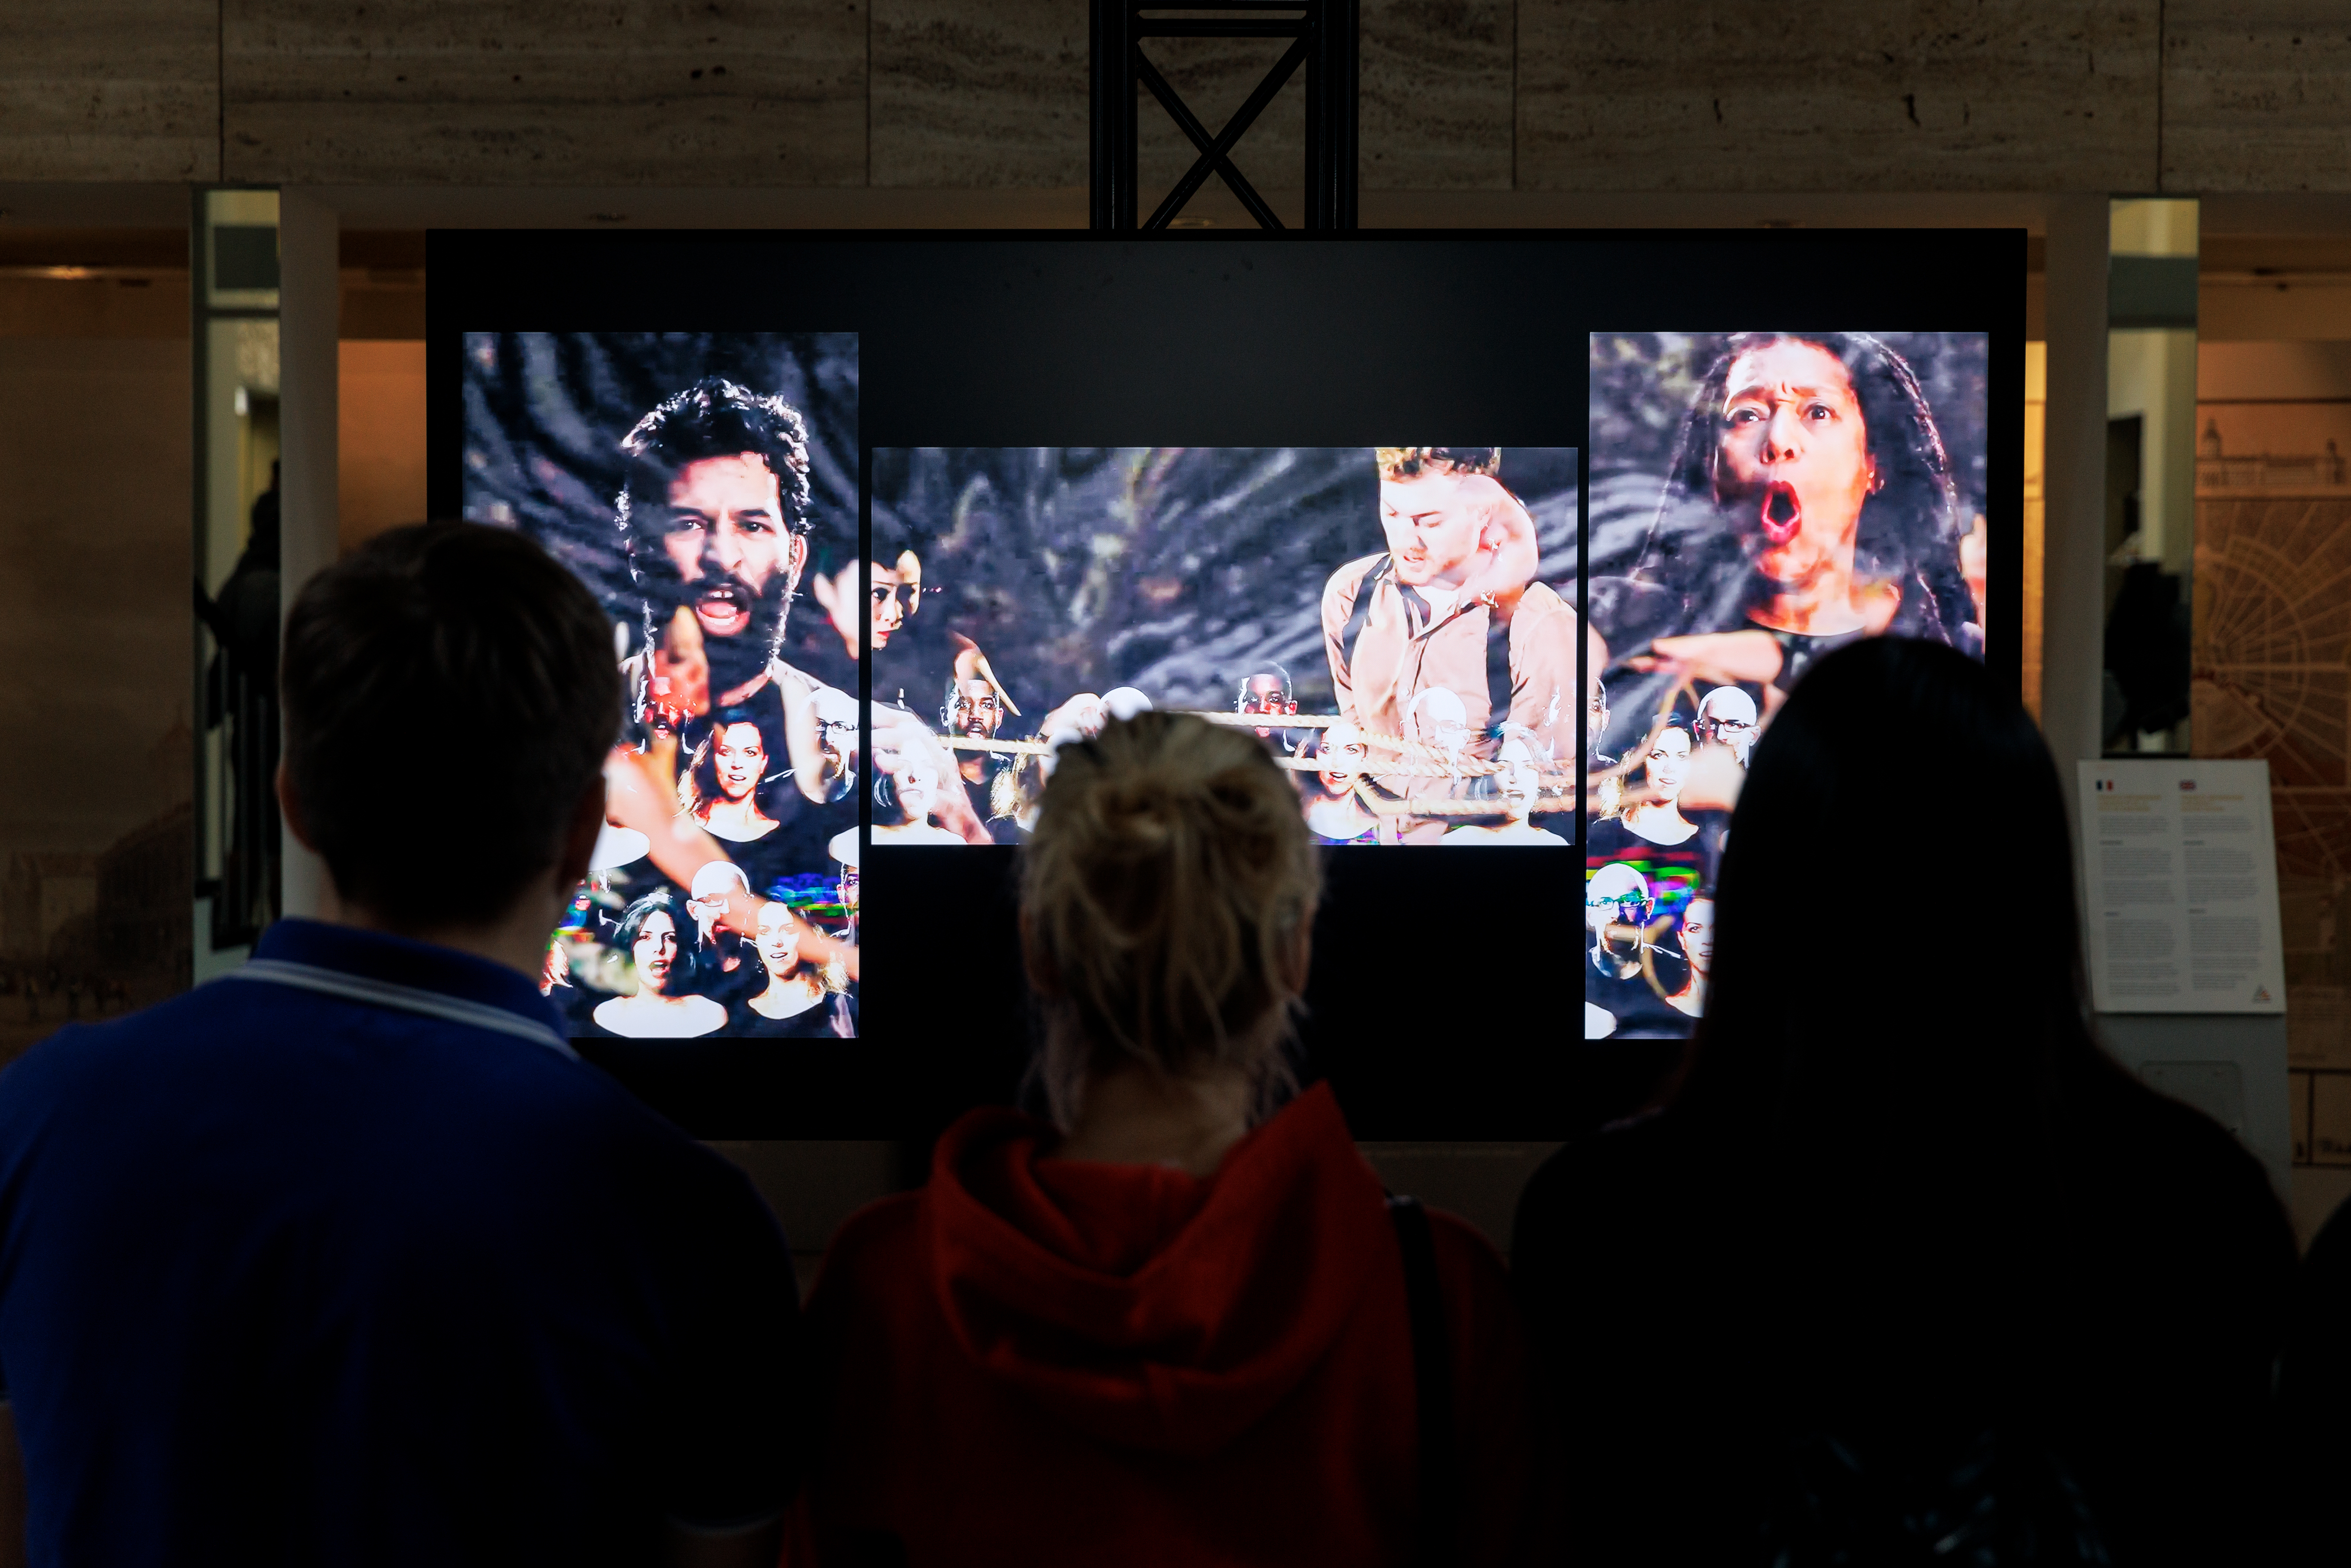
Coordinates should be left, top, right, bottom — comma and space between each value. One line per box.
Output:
870, 1, 1086, 187
2165, 2, 2351, 192
1516, 0, 2161, 193
1361, 0, 1514, 190
0, 1, 220, 181
16, 0, 2351, 200
221, 0, 868, 186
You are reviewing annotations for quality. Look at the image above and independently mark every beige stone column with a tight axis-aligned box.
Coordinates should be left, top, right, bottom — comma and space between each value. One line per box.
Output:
2038, 194, 2110, 799
277, 191, 339, 921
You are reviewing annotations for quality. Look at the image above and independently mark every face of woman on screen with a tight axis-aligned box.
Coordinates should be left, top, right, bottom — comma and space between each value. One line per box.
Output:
632, 913, 679, 995
894, 762, 939, 823
1500, 762, 1540, 820
1680, 897, 1717, 976
712, 722, 764, 803
1714, 338, 1876, 587
755, 903, 804, 977
1643, 727, 1691, 803
1318, 723, 1367, 792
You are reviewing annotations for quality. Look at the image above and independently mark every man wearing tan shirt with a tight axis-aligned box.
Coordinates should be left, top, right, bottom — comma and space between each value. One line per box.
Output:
1321, 447, 1579, 843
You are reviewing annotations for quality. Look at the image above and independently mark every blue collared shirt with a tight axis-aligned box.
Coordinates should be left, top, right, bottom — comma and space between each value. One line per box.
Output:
0, 919, 799, 1565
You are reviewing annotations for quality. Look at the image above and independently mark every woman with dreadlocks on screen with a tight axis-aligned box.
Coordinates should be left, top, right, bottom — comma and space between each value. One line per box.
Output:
1592, 333, 1979, 734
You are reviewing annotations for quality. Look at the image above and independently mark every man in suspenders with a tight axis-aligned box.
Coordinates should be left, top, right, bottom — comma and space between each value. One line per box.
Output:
1321, 448, 1581, 843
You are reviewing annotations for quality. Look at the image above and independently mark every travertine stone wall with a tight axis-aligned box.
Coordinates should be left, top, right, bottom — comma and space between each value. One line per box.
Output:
2, 0, 2347, 192
2165, 1, 2351, 192
6, 0, 220, 181
1518, 0, 2162, 192
220, 0, 869, 186
871, 1, 1086, 186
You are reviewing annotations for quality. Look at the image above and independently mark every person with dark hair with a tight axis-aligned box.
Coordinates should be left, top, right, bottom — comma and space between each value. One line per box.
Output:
675, 699, 826, 903
802, 712, 1532, 1564
2279, 1195, 2351, 1566
1592, 713, 1701, 846
806, 544, 920, 668
590, 886, 726, 1039
1662, 890, 1715, 1018
0, 522, 800, 1563
1585, 708, 1723, 1039
682, 706, 788, 840
1322, 447, 1579, 843
600, 376, 860, 971
1518, 637, 2297, 1568
940, 637, 1030, 844
1236, 661, 1300, 753
1595, 334, 1977, 729
1302, 721, 1381, 845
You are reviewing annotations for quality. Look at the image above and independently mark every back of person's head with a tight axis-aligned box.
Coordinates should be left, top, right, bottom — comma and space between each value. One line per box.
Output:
1020, 711, 1320, 1128
1685, 637, 2127, 1568
282, 522, 620, 930
1691, 636, 2096, 1140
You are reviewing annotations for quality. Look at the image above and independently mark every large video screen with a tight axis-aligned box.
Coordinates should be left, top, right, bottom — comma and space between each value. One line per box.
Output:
461, 332, 862, 1041
868, 447, 1580, 850
1583, 331, 1990, 1040
430, 233, 2021, 1136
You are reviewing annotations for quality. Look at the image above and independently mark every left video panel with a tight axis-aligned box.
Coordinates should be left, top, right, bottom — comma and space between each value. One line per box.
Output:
461, 333, 862, 1040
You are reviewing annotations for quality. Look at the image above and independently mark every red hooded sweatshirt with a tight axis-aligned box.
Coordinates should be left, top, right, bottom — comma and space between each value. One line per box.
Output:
797, 1084, 1530, 1567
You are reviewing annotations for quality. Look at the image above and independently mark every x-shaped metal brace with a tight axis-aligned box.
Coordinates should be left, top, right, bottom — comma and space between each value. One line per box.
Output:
1134, 36, 1309, 231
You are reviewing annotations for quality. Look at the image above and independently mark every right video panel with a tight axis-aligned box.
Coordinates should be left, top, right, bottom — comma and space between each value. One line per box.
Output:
1585, 331, 1990, 1040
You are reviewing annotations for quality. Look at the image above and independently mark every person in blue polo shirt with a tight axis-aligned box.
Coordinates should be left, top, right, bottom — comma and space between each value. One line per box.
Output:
0, 522, 800, 1565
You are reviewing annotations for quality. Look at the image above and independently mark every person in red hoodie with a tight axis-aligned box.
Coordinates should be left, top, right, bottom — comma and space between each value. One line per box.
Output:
799, 710, 1530, 1566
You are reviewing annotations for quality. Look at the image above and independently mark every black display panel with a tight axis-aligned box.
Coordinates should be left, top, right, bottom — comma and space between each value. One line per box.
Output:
428, 231, 2024, 1139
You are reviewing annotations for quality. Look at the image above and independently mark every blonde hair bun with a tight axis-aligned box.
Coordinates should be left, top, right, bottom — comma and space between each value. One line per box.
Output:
1021, 710, 1321, 1128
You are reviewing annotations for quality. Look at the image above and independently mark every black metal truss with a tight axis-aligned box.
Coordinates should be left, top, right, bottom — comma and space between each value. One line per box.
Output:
1090, 0, 1358, 232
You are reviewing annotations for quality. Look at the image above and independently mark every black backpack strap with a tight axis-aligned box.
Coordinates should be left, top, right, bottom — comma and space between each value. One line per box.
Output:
1389, 1193, 1458, 1565
1483, 600, 1516, 738
1340, 553, 1394, 675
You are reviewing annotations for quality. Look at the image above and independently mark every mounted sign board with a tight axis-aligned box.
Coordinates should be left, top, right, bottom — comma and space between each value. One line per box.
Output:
2079, 759, 2286, 1015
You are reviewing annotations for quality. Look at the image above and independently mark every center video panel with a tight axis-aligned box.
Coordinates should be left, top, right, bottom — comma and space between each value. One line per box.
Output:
866, 447, 1580, 852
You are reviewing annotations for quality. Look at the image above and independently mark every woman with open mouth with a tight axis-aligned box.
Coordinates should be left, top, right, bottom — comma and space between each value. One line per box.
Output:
590, 889, 727, 1039
738, 900, 849, 1038
682, 708, 786, 845
1597, 331, 1975, 709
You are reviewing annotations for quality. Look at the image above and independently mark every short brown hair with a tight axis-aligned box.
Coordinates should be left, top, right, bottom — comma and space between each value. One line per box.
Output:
1375, 446, 1501, 480
282, 522, 620, 928
1020, 712, 1321, 1128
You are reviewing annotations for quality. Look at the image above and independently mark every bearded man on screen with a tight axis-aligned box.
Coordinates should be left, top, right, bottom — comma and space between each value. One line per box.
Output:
614, 378, 849, 800
596, 378, 866, 978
